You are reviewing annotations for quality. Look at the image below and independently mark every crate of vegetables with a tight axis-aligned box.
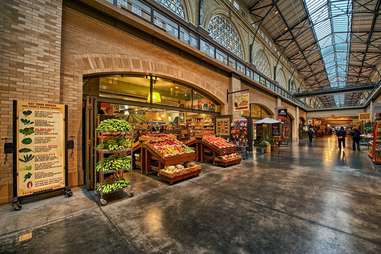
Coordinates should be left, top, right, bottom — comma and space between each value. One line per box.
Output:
202, 135, 237, 155
214, 153, 241, 167
145, 139, 196, 165
159, 163, 201, 184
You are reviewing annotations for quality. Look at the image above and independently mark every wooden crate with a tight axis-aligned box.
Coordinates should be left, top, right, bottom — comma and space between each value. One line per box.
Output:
159, 165, 202, 184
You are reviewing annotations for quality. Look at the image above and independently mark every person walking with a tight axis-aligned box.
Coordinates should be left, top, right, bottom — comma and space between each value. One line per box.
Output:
337, 126, 346, 150
307, 126, 314, 144
352, 127, 361, 151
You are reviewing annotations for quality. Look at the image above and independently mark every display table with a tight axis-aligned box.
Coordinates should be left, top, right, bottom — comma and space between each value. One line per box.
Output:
201, 135, 241, 167
132, 134, 201, 184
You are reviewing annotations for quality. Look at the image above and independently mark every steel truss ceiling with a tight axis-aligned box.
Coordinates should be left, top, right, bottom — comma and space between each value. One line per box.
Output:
246, 0, 381, 108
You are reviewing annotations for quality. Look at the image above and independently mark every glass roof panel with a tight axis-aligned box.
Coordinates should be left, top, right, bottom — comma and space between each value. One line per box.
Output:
305, 0, 352, 106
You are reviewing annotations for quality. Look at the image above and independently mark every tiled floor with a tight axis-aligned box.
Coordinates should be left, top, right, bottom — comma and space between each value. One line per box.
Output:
1, 136, 381, 253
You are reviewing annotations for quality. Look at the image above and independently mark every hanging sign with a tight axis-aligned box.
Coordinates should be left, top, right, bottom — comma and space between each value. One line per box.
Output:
277, 108, 288, 117
358, 113, 370, 121
233, 92, 249, 111
215, 115, 231, 136
15, 101, 66, 197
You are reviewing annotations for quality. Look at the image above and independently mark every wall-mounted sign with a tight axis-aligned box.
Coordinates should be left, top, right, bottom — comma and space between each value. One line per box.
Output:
358, 113, 370, 121
15, 101, 66, 197
277, 108, 288, 117
215, 116, 231, 136
233, 92, 249, 111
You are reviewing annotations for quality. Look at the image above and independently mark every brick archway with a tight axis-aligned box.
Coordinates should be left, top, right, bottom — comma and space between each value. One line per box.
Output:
61, 54, 227, 187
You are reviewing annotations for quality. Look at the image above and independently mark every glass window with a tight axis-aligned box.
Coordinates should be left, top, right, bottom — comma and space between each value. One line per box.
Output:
207, 15, 243, 58
155, 0, 185, 20
99, 76, 150, 103
200, 39, 215, 58
228, 57, 236, 69
180, 27, 198, 48
153, 78, 192, 108
216, 49, 228, 65
193, 90, 219, 112
237, 62, 245, 73
153, 11, 179, 38
118, 0, 151, 21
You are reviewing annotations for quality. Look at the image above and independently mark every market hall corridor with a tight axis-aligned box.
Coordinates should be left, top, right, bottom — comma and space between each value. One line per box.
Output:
1, 136, 381, 253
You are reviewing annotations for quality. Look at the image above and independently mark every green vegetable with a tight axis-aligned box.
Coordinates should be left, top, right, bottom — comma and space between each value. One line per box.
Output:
96, 119, 131, 132
23, 172, 32, 182
21, 138, 32, 144
97, 137, 132, 151
96, 156, 131, 172
19, 148, 32, 153
19, 154, 34, 163
96, 179, 129, 194
22, 165, 32, 171
19, 127, 34, 135
22, 110, 32, 116
21, 118, 34, 125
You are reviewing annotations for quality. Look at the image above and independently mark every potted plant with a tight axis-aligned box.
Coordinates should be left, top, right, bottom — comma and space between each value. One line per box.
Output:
257, 140, 271, 154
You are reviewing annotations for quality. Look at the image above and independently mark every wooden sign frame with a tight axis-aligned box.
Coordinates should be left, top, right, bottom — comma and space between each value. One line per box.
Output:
12, 100, 72, 210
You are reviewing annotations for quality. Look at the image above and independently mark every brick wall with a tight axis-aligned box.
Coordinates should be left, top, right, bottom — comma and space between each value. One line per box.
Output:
0, 0, 63, 203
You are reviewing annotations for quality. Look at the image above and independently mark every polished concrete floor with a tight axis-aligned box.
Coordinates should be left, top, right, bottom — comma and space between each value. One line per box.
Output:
1, 136, 381, 253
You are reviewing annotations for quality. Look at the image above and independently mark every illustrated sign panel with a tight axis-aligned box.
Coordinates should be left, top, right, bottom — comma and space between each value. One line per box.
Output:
233, 92, 249, 111
216, 116, 231, 136
358, 113, 370, 121
277, 108, 288, 117
16, 101, 65, 197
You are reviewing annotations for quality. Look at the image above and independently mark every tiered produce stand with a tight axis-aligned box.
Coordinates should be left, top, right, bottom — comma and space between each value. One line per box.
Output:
95, 119, 133, 206
133, 134, 201, 184
368, 115, 381, 164
201, 135, 241, 167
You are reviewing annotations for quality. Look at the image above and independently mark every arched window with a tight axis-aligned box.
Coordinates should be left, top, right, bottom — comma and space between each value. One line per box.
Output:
155, 0, 185, 20
253, 49, 271, 78
276, 68, 287, 89
207, 15, 243, 58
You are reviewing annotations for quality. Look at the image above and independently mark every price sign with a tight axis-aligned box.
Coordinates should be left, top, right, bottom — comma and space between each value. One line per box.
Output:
15, 101, 66, 197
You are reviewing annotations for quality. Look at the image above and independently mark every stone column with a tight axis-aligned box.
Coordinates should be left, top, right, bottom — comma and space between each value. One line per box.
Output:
229, 75, 242, 120
294, 106, 300, 142
276, 97, 282, 117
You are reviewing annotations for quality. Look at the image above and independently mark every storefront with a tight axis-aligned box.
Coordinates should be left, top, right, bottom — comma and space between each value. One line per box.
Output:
83, 74, 231, 192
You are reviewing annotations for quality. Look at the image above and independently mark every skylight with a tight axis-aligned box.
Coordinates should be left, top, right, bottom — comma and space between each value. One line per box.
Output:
304, 0, 352, 106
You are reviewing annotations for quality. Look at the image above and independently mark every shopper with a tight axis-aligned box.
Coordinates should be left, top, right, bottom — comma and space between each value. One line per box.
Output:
307, 126, 314, 144
337, 126, 346, 150
352, 127, 361, 151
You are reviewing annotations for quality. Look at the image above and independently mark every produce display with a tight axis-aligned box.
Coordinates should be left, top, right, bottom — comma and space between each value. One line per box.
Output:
96, 179, 129, 194
203, 135, 235, 149
219, 153, 241, 161
96, 117, 133, 205
96, 156, 131, 172
97, 137, 132, 151
160, 162, 199, 175
96, 119, 131, 132
150, 140, 194, 158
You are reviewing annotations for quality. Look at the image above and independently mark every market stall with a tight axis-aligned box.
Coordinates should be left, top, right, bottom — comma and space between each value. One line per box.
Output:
201, 135, 241, 167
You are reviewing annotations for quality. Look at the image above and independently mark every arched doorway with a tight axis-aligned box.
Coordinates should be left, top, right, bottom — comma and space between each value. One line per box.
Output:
282, 113, 293, 144
244, 104, 274, 144
82, 73, 223, 189
299, 117, 307, 140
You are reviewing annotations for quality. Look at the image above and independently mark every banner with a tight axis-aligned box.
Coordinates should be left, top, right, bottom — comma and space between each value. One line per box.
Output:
233, 92, 249, 111
16, 101, 66, 197
215, 116, 231, 136
358, 112, 370, 121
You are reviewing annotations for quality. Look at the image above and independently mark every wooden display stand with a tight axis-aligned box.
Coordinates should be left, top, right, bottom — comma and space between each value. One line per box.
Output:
368, 118, 381, 164
201, 138, 241, 167
96, 132, 132, 206
132, 135, 201, 184
159, 165, 202, 184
